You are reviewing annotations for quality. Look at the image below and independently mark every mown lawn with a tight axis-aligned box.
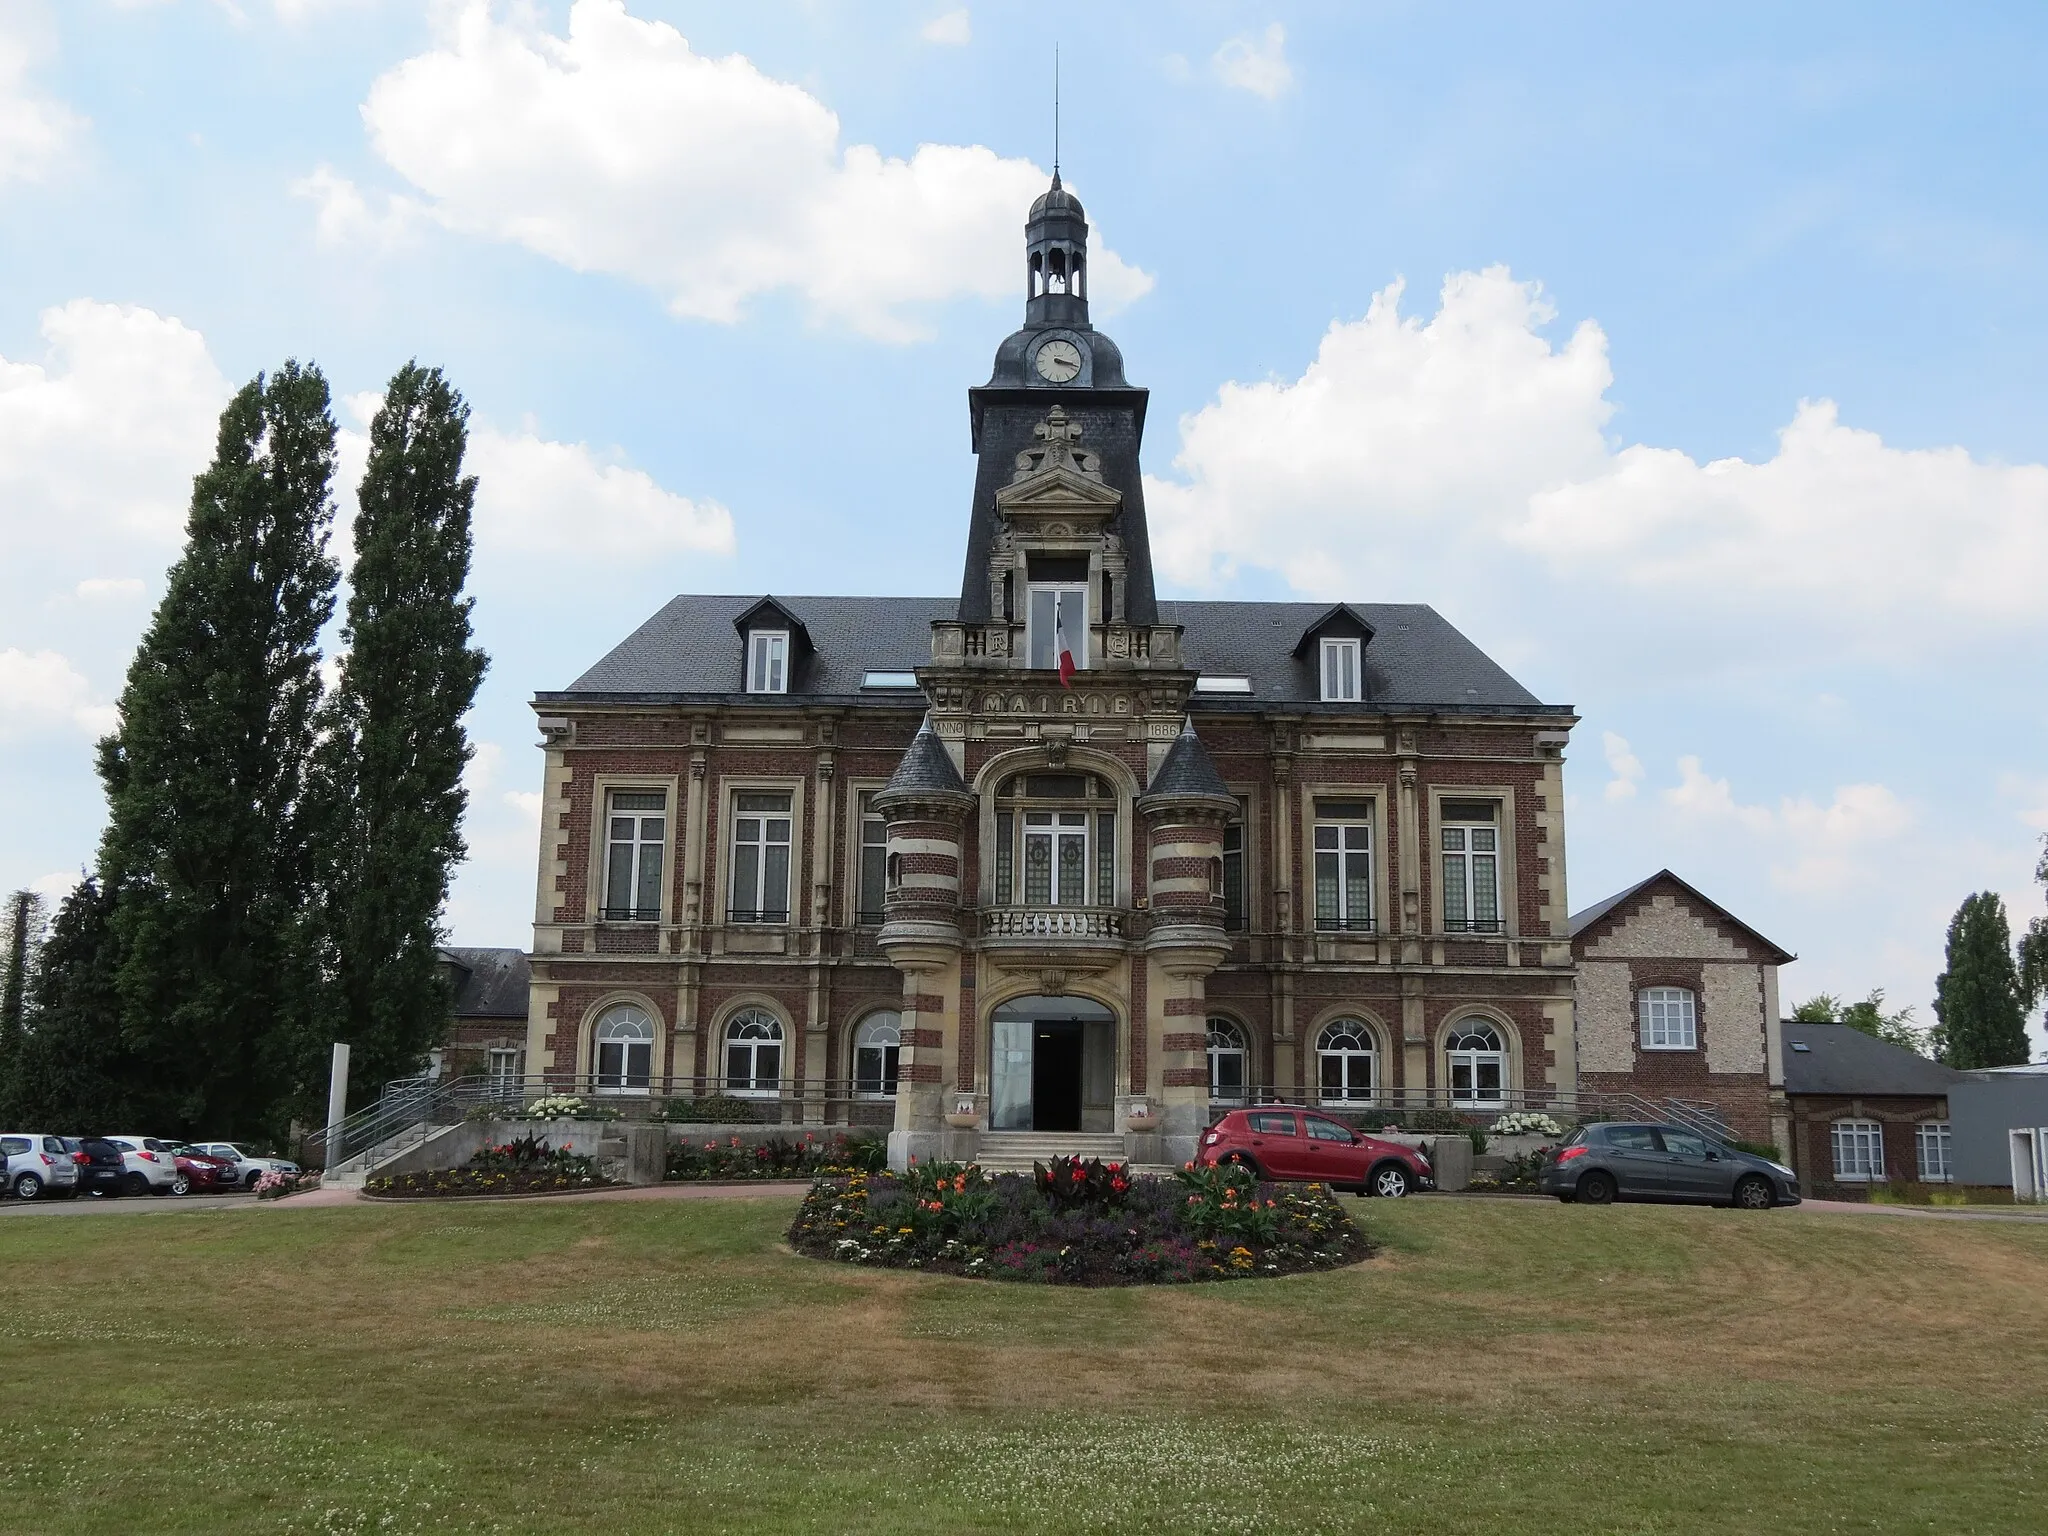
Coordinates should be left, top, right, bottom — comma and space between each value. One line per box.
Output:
2, 1192, 2045, 1534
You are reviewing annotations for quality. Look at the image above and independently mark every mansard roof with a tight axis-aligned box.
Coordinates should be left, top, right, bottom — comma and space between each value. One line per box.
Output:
437, 947, 531, 1019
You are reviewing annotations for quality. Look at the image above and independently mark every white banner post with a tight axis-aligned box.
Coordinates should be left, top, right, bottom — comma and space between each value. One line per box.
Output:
324, 1042, 351, 1172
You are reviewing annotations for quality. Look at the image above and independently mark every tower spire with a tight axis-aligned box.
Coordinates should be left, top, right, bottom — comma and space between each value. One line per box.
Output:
1053, 44, 1061, 184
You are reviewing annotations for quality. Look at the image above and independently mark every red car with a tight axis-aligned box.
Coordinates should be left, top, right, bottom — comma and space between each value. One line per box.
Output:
1198, 1107, 1433, 1197
169, 1146, 238, 1195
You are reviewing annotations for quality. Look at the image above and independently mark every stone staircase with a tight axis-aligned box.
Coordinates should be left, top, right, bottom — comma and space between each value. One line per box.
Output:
323, 1118, 467, 1189
971, 1132, 1139, 1175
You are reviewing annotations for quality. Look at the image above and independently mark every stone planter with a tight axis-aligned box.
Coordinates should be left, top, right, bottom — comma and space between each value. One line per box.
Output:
943, 1112, 979, 1129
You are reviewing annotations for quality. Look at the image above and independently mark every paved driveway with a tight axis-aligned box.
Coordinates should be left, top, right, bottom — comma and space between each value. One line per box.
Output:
0, 1192, 255, 1216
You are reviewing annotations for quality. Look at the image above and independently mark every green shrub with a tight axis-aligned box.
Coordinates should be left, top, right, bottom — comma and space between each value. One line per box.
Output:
662, 1094, 765, 1124
1728, 1138, 1783, 1160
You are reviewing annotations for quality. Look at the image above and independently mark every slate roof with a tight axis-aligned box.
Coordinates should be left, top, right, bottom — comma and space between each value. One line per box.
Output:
1569, 869, 1796, 964
540, 594, 1566, 715
1781, 1021, 1965, 1097
439, 948, 530, 1019
1144, 721, 1233, 801
879, 717, 969, 797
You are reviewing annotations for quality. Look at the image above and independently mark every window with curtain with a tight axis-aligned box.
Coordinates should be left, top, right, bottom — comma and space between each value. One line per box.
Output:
729, 792, 793, 922
1312, 799, 1373, 932
602, 789, 666, 921
1440, 799, 1501, 933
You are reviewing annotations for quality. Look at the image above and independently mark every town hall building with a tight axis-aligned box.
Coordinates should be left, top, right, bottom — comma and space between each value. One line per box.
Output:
519, 175, 1789, 1168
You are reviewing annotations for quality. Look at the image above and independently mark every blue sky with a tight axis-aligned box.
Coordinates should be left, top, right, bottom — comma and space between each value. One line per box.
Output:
2, 0, 2044, 1055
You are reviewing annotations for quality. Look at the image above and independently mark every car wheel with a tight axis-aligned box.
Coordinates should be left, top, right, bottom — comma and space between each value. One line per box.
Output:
1370, 1164, 1411, 1199
13, 1172, 43, 1200
1576, 1171, 1618, 1206
171, 1173, 191, 1196
1222, 1152, 1261, 1176
1733, 1175, 1774, 1211
121, 1172, 150, 1197
244, 1171, 262, 1190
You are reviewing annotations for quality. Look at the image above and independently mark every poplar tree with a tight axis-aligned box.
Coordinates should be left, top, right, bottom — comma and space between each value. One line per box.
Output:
1931, 892, 2029, 1070
0, 878, 132, 1128
316, 363, 487, 1096
95, 362, 339, 1138
0, 889, 46, 1099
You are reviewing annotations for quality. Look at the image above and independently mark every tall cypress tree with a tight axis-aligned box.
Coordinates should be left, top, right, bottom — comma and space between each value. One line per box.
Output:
0, 878, 133, 1129
0, 889, 46, 1101
1932, 892, 2029, 1070
316, 363, 487, 1097
96, 362, 338, 1139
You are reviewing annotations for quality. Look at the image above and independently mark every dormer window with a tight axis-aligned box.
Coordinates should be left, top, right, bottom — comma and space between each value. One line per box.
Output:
747, 631, 788, 694
1321, 637, 1361, 702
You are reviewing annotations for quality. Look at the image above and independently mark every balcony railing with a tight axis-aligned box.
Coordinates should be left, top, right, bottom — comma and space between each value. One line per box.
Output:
598, 905, 660, 922
1313, 915, 1378, 934
727, 908, 791, 925
980, 906, 1125, 940
1442, 918, 1504, 934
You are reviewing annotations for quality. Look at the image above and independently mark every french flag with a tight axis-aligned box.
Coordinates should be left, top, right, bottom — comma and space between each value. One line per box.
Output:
1056, 596, 1077, 688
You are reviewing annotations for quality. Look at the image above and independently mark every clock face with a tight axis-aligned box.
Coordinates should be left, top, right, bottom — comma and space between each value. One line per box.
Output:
1034, 338, 1083, 383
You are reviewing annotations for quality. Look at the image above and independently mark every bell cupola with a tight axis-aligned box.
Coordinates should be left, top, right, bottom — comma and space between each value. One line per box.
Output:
1024, 173, 1090, 328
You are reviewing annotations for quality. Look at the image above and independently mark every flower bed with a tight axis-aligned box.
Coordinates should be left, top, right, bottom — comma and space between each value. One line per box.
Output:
667, 1131, 887, 1182
788, 1157, 1372, 1286
364, 1135, 615, 1199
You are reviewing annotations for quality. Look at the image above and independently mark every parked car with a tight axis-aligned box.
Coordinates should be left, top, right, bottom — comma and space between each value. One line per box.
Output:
66, 1137, 127, 1196
2, 1134, 82, 1200
1198, 1106, 1434, 1197
1540, 1122, 1801, 1210
189, 1143, 299, 1190
104, 1135, 183, 1196
166, 1146, 238, 1195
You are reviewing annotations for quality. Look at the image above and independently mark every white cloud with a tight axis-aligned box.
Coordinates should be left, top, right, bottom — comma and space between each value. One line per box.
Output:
1664, 755, 1910, 893
344, 0, 1150, 340
71, 577, 147, 602
0, 0, 83, 186
1148, 265, 2048, 666
469, 428, 736, 558
0, 648, 116, 737
1601, 730, 1644, 801
1213, 23, 1293, 100
920, 8, 970, 46
291, 164, 424, 250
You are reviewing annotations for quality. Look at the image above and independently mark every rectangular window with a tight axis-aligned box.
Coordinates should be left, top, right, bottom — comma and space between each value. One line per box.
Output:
1831, 1120, 1886, 1182
1440, 799, 1500, 933
1026, 585, 1088, 671
994, 810, 1014, 904
857, 793, 886, 924
1095, 811, 1116, 905
746, 631, 788, 693
1320, 637, 1361, 702
729, 791, 793, 922
1312, 799, 1373, 932
1221, 816, 1246, 931
1021, 810, 1090, 906
602, 789, 667, 921
1916, 1122, 1952, 1183
1640, 987, 1698, 1050
486, 1047, 524, 1093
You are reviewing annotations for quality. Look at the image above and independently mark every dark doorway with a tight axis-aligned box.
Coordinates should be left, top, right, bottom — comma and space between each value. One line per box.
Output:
1032, 1021, 1084, 1132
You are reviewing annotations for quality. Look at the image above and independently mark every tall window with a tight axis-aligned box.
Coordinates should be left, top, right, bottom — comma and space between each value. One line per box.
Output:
593, 1005, 654, 1094
1221, 814, 1246, 931
1831, 1120, 1885, 1182
724, 1010, 783, 1096
1208, 1018, 1248, 1103
1026, 585, 1087, 672
853, 1012, 900, 1099
857, 793, 886, 924
1640, 987, 1698, 1050
1313, 799, 1373, 932
991, 774, 1116, 907
747, 631, 788, 693
486, 1047, 524, 1094
1317, 1019, 1378, 1102
1440, 799, 1501, 933
1320, 637, 1361, 702
729, 792, 793, 922
1447, 1020, 1506, 1106
1915, 1122, 1952, 1183
602, 789, 666, 921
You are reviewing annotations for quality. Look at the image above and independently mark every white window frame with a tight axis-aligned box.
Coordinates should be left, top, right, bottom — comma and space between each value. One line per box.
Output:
1208, 1018, 1249, 1104
1320, 637, 1361, 702
486, 1047, 524, 1094
1026, 584, 1088, 672
1831, 1120, 1885, 1182
746, 630, 789, 694
728, 791, 794, 923
592, 1006, 655, 1095
723, 1009, 784, 1098
1316, 1019, 1379, 1103
856, 792, 887, 925
1440, 805, 1502, 934
1915, 1121, 1952, 1183
1312, 803, 1374, 933
852, 1012, 901, 1100
1447, 1021, 1507, 1107
1640, 987, 1698, 1051
601, 789, 668, 922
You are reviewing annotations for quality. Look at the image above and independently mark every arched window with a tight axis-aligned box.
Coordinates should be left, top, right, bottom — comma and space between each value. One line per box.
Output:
1207, 1018, 1248, 1104
1447, 1021, 1507, 1107
593, 1004, 655, 1094
853, 1012, 901, 1099
723, 1009, 784, 1097
1316, 1019, 1378, 1102
991, 772, 1117, 907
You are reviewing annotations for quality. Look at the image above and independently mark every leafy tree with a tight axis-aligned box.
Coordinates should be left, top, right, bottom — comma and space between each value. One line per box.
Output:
1790, 993, 1843, 1025
1931, 892, 2029, 1070
2019, 836, 2047, 1045
0, 878, 134, 1129
94, 362, 339, 1139
1791, 988, 1926, 1055
313, 362, 488, 1099
0, 889, 47, 1097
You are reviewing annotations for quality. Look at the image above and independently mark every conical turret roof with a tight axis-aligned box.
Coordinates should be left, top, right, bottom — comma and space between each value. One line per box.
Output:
1142, 719, 1233, 804
877, 715, 968, 800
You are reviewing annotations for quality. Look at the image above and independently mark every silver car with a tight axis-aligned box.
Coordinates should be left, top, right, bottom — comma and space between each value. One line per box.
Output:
1540, 1121, 1801, 1210
2, 1134, 82, 1200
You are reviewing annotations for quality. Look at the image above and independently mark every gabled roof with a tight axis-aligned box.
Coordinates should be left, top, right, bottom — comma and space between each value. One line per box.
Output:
732, 596, 814, 653
1142, 720, 1233, 802
1290, 602, 1378, 658
438, 947, 530, 1019
1782, 1021, 1964, 1097
1569, 869, 1796, 965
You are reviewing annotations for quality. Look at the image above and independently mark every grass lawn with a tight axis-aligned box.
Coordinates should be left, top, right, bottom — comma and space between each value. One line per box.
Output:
3, 1193, 2046, 1534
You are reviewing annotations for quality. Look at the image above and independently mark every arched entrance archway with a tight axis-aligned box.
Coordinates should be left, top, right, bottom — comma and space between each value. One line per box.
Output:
989, 994, 1116, 1133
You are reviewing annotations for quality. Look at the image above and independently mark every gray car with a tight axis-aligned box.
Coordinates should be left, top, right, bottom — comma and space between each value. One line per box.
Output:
1540, 1121, 1800, 1210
